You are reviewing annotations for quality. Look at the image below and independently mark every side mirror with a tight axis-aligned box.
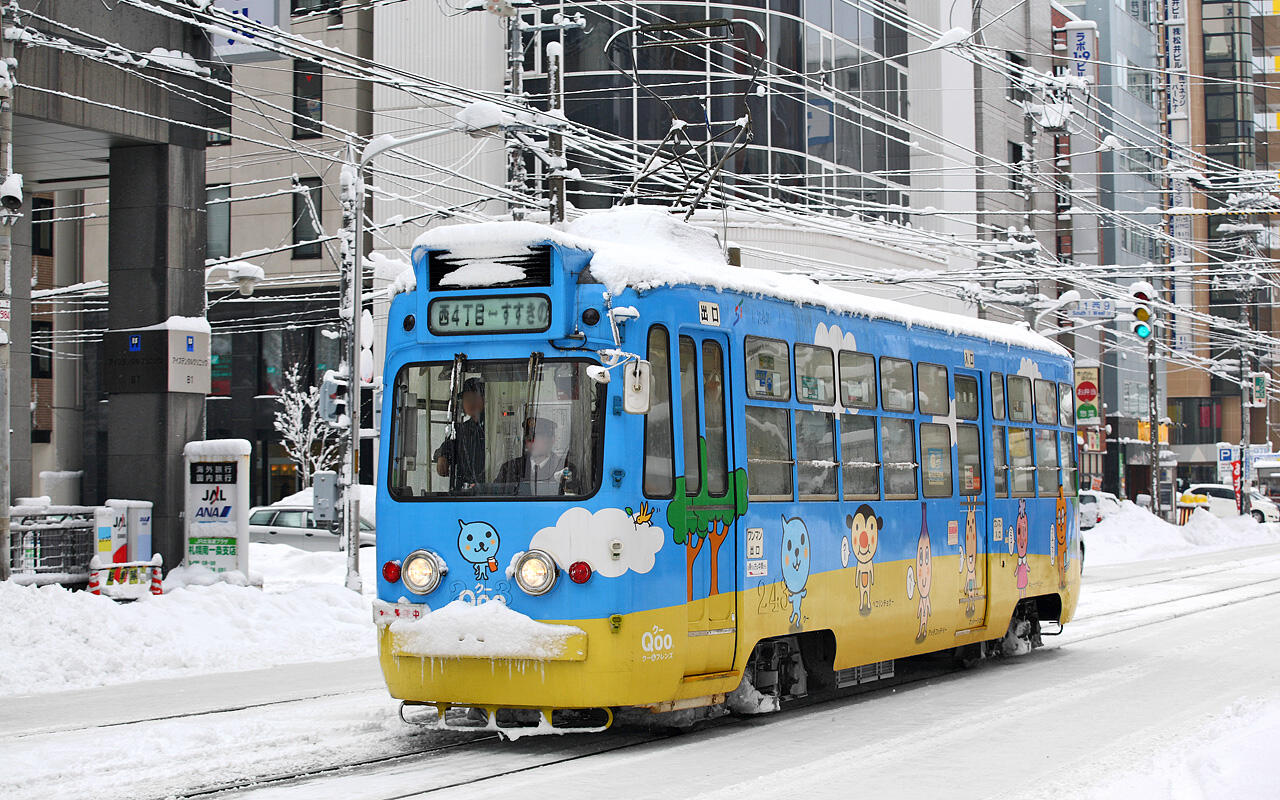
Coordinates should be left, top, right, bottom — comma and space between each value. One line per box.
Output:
623, 359, 651, 414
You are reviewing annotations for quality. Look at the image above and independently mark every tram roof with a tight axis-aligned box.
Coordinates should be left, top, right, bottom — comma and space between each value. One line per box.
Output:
409, 207, 1069, 358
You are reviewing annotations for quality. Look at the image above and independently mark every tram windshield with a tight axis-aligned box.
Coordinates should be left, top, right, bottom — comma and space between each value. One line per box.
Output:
387, 357, 605, 500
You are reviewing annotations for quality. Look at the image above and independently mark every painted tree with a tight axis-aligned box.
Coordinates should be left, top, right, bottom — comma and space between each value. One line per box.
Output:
666, 438, 749, 601
272, 364, 344, 491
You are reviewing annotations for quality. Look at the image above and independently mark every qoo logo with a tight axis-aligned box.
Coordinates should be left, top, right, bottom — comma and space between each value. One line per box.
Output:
640, 626, 674, 662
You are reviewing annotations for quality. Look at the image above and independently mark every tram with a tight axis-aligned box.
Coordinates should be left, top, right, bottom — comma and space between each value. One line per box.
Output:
375, 208, 1081, 733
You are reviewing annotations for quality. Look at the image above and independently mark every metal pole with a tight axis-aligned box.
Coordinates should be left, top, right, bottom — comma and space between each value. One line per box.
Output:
1240, 288, 1253, 518
1148, 335, 1160, 518
0, 2, 14, 582
507, 14, 526, 221
341, 145, 362, 592
547, 41, 566, 225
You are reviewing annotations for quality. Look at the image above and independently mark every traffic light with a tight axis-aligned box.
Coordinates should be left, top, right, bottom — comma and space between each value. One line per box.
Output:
1129, 280, 1156, 341
319, 370, 349, 427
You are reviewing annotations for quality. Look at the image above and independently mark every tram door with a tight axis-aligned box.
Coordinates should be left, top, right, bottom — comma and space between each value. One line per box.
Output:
953, 369, 989, 631
677, 334, 738, 675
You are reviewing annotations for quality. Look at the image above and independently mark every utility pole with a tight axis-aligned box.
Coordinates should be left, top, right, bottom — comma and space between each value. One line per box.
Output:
1148, 333, 1160, 517
0, 1, 15, 582
546, 40, 566, 224
506, 14, 527, 221
1240, 282, 1253, 518
339, 143, 362, 593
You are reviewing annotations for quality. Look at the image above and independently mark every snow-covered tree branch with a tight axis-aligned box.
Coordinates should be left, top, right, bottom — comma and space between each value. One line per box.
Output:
272, 364, 343, 492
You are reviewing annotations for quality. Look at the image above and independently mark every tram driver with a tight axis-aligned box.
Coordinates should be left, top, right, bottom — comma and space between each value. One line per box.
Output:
496, 417, 579, 496
434, 377, 486, 490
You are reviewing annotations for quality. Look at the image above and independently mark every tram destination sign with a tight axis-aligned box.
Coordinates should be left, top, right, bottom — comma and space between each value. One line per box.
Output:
428, 294, 551, 335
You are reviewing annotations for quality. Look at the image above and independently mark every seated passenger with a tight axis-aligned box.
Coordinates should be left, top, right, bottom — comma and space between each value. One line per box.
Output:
433, 377, 486, 490
496, 417, 579, 496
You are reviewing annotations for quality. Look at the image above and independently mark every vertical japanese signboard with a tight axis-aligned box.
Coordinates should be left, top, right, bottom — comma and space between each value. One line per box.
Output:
1074, 367, 1100, 425
183, 439, 252, 574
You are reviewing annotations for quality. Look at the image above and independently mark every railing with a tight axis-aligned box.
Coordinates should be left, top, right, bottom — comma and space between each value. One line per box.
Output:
6, 504, 97, 586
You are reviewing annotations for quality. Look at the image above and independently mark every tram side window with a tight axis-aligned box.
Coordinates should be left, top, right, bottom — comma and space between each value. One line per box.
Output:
881, 417, 918, 500
955, 375, 979, 420
745, 336, 790, 401
1009, 427, 1036, 496
918, 364, 949, 416
796, 410, 837, 499
1035, 429, 1060, 495
1034, 379, 1057, 425
881, 357, 915, 412
920, 423, 953, 498
746, 406, 793, 499
991, 372, 1006, 420
703, 340, 729, 496
644, 326, 675, 498
1058, 382, 1074, 427
678, 336, 702, 496
1060, 431, 1078, 495
1008, 376, 1033, 422
840, 413, 879, 500
795, 344, 835, 405
839, 351, 876, 409
958, 424, 982, 495
992, 426, 1009, 497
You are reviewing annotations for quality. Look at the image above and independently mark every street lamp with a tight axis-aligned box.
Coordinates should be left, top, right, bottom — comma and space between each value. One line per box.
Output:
337, 117, 500, 591
202, 261, 263, 439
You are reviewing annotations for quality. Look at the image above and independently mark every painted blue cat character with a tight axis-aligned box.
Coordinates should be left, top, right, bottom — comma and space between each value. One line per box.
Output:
781, 516, 811, 628
457, 520, 500, 580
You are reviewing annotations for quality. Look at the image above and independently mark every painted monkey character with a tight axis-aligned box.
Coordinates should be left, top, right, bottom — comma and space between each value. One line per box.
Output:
780, 516, 811, 629
914, 502, 933, 643
960, 502, 980, 618
457, 520, 500, 580
1014, 499, 1030, 598
846, 504, 882, 617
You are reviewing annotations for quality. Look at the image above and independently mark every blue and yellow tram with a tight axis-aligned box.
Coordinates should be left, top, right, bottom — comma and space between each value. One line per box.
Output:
375, 211, 1081, 729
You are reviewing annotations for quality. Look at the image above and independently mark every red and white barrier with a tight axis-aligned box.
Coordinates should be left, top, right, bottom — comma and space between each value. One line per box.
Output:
88, 553, 164, 600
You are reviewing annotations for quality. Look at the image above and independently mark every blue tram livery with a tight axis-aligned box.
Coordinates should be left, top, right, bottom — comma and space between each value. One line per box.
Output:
375, 209, 1081, 733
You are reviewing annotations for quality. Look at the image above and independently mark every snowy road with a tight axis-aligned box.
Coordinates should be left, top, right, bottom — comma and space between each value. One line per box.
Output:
5, 543, 1280, 800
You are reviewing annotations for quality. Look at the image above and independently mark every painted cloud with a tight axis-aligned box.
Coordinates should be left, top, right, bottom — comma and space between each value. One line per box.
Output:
529, 507, 664, 578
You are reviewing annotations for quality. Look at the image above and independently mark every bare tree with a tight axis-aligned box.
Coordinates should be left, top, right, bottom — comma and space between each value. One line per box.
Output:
273, 364, 343, 492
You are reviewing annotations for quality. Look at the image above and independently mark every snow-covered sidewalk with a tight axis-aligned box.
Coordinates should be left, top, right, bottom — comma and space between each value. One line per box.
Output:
1084, 503, 1280, 565
0, 544, 378, 698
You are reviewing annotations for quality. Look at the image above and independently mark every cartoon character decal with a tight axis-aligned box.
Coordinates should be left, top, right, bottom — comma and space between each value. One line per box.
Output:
457, 520, 500, 580
780, 516, 811, 629
846, 504, 881, 616
1012, 499, 1030, 598
1055, 487, 1069, 589
958, 499, 979, 619
910, 502, 933, 643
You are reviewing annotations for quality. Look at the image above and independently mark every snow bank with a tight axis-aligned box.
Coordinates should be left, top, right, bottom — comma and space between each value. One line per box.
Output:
410, 207, 1065, 355
1086, 503, 1280, 566
386, 600, 585, 660
0, 544, 377, 697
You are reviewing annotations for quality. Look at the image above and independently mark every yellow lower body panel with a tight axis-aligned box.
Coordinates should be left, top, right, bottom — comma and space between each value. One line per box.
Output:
378, 605, 742, 709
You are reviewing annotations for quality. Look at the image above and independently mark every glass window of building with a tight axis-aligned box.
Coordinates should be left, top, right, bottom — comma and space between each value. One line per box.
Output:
293, 60, 323, 139
207, 184, 230, 262
292, 177, 322, 259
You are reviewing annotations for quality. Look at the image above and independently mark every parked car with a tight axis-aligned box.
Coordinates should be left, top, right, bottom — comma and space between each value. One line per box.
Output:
1077, 490, 1121, 529
1185, 484, 1280, 524
248, 505, 376, 550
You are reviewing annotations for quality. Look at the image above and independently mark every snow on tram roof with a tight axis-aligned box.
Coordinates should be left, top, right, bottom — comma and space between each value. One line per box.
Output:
410, 207, 1068, 357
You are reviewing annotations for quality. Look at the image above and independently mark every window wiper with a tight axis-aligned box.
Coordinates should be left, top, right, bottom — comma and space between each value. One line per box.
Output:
524, 351, 544, 423
445, 353, 465, 439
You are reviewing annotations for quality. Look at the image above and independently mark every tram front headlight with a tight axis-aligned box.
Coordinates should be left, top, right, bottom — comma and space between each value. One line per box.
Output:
401, 550, 446, 595
514, 550, 558, 596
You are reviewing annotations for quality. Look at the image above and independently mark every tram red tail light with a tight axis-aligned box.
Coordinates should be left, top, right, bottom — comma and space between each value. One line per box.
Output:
382, 560, 402, 584
568, 561, 592, 584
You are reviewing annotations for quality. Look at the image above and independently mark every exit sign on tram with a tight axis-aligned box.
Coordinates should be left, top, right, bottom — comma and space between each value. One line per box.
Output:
1068, 300, 1116, 319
